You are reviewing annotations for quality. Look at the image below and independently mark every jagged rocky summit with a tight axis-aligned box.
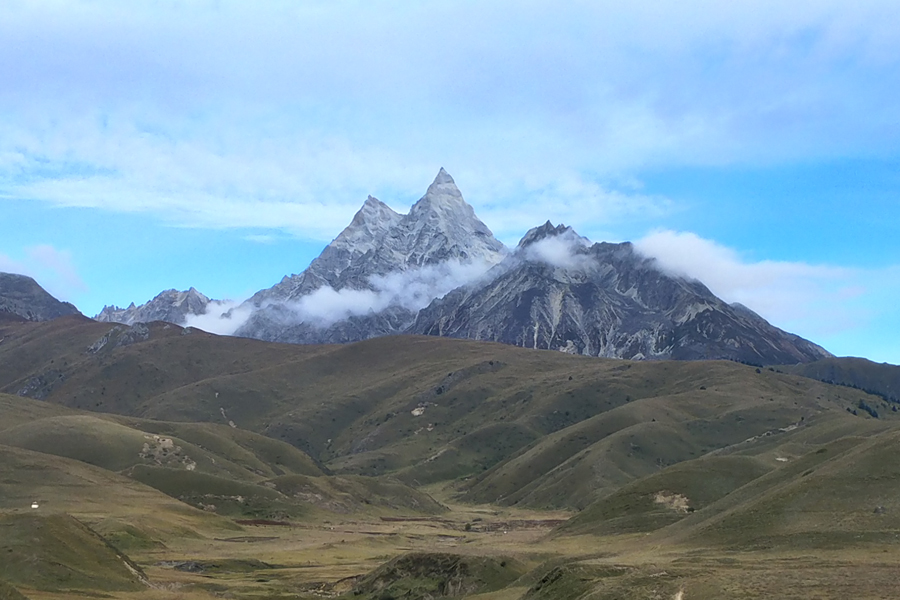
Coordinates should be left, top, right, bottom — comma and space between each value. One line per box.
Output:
233, 168, 508, 343
92, 169, 831, 364
0, 272, 82, 322
95, 288, 214, 326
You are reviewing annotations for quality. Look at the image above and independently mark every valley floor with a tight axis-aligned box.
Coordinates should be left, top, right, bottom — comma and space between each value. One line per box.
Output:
12, 493, 900, 600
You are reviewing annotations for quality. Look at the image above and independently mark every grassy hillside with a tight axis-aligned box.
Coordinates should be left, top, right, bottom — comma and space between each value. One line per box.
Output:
0, 319, 895, 511
0, 579, 29, 600
679, 428, 900, 550
0, 412, 325, 480
0, 441, 238, 546
0, 394, 443, 528
558, 455, 772, 536
0, 513, 146, 592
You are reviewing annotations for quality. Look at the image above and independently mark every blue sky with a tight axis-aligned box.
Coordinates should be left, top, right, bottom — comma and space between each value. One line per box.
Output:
1, 0, 898, 363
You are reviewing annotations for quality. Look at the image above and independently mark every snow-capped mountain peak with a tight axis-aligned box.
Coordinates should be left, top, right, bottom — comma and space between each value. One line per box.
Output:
95, 171, 832, 365
331, 196, 403, 254
517, 221, 579, 249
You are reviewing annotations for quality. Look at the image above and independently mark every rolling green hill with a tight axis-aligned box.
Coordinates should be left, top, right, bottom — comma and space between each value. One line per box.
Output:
0, 394, 443, 525
0, 513, 146, 592
0, 318, 895, 512
553, 414, 900, 550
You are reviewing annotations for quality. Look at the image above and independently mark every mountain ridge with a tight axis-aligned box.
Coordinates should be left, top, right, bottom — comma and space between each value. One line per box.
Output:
83, 170, 829, 364
233, 168, 507, 344
95, 287, 216, 326
411, 222, 831, 364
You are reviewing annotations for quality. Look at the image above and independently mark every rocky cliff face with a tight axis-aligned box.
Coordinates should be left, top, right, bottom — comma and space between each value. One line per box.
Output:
235, 168, 507, 343
410, 222, 831, 365
0, 273, 82, 322
95, 288, 214, 326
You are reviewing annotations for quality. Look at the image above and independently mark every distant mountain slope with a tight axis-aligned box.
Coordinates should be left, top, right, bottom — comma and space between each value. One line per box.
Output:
781, 356, 900, 402
0, 272, 81, 322
412, 222, 830, 365
95, 287, 215, 326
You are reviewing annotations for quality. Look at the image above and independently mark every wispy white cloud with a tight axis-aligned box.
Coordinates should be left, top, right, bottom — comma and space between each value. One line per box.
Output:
183, 300, 254, 336
289, 259, 496, 328
633, 230, 896, 342
1, 0, 898, 240
521, 230, 592, 270
182, 258, 497, 335
243, 234, 280, 244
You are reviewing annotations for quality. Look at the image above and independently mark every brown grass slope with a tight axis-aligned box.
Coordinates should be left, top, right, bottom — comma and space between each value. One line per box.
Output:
0, 318, 895, 510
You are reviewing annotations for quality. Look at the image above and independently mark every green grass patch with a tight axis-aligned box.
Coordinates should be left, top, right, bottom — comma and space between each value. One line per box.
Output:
0, 513, 145, 592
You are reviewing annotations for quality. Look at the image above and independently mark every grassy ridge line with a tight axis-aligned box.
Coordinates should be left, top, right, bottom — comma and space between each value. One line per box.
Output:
783, 356, 900, 403
111, 416, 326, 477
460, 375, 873, 509
680, 428, 900, 549
0, 396, 325, 481
0, 393, 79, 429
558, 454, 773, 536
623, 434, 877, 549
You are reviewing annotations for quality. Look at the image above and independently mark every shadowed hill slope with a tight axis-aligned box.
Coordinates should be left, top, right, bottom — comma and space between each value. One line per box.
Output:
782, 356, 900, 403
0, 580, 29, 600
0, 272, 82, 322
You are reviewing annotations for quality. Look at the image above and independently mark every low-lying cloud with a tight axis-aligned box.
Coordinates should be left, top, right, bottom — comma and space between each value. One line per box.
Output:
182, 259, 497, 335
183, 300, 255, 336
291, 260, 496, 328
633, 229, 864, 336
522, 230, 592, 270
